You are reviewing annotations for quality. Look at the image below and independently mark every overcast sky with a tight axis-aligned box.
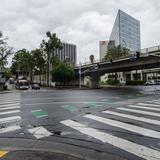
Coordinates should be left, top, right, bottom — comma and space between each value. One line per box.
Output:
1, 0, 160, 63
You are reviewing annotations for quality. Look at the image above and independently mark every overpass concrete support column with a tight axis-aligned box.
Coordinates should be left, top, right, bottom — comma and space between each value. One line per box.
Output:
140, 72, 143, 81
89, 73, 100, 89
131, 72, 134, 81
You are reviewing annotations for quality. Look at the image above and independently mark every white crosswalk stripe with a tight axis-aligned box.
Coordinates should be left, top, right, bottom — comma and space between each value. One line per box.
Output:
102, 110, 160, 126
117, 108, 160, 117
0, 93, 22, 134
0, 103, 20, 108
0, 101, 20, 106
147, 100, 160, 103
61, 99, 160, 160
128, 105, 160, 111
84, 114, 160, 139
61, 119, 160, 160
0, 125, 21, 134
0, 106, 20, 111
0, 110, 20, 115
0, 116, 21, 124
137, 103, 160, 108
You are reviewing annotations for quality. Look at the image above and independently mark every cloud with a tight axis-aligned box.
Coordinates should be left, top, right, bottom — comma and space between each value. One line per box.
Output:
0, 0, 160, 63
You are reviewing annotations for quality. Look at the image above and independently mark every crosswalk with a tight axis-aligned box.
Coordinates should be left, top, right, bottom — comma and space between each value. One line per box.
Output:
0, 92, 53, 140
61, 99, 160, 160
1, 93, 160, 159
0, 93, 21, 134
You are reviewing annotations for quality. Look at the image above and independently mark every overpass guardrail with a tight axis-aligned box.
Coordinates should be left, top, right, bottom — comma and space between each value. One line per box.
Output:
75, 45, 160, 68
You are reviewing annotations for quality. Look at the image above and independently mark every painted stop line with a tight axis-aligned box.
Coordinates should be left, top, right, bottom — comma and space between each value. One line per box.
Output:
31, 110, 48, 118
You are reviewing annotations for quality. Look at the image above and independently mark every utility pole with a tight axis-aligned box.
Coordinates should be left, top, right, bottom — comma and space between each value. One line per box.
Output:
79, 62, 81, 89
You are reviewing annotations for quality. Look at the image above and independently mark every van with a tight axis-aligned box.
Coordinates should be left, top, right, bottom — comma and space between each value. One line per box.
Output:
15, 80, 29, 90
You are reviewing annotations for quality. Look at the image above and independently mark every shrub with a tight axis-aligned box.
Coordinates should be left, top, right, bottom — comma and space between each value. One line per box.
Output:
126, 80, 145, 85
106, 79, 119, 85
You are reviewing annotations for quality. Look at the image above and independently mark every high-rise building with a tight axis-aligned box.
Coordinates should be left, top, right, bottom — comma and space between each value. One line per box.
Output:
54, 42, 77, 66
109, 9, 141, 51
99, 41, 108, 60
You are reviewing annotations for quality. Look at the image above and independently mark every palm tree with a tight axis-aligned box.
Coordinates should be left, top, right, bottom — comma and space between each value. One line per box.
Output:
89, 54, 94, 64
41, 31, 62, 86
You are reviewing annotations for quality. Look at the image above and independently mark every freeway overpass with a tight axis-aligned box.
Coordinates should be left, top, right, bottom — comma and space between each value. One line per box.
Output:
74, 45, 160, 88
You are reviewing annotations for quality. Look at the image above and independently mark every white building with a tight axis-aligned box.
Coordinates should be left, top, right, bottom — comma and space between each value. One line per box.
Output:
99, 41, 108, 61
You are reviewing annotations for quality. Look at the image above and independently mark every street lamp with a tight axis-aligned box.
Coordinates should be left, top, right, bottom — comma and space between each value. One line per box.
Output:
79, 61, 81, 89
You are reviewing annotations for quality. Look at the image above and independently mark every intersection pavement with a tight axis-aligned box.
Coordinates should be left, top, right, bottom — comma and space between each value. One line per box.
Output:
0, 88, 160, 160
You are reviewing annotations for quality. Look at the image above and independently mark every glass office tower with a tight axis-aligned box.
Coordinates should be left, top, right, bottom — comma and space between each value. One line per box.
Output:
109, 10, 141, 51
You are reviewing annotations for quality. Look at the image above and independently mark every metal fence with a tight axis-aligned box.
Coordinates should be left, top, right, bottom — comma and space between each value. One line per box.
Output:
76, 45, 160, 67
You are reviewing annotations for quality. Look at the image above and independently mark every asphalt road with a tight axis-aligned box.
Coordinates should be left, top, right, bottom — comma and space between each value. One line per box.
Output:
0, 86, 160, 160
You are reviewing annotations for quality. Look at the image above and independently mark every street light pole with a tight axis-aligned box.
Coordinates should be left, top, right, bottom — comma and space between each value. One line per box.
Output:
79, 62, 81, 89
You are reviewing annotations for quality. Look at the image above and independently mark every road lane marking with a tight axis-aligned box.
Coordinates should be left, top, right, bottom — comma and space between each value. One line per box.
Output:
84, 114, 160, 139
128, 105, 160, 111
102, 110, 160, 126
0, 116, 21, 124
0, 125, 21, 134
0, 110, 20, 115
0, 150, 8, 158
137, 103, 160, 107
61, 120, 160, 160
0, 106, 20, 111
117, 108, 160, 117
28, 126, 53, 139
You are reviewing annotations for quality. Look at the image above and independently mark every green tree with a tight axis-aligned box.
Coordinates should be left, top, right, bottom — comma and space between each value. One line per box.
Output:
11, 49, 33, 81
0, 31, 13, 66
31, 49, 46, 84
40, 31, 62, 86
104, 45, 129, 61
4, 68, 12, 81
51, 62, 74, 86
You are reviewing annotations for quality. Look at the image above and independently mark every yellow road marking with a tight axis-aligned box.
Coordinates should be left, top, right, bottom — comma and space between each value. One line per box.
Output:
0, 150, 8, 158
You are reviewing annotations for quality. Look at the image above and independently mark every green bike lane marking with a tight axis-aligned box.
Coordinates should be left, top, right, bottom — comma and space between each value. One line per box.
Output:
61, 105, 78, 112
31, 109, 48, 118
61, 102, 108, 112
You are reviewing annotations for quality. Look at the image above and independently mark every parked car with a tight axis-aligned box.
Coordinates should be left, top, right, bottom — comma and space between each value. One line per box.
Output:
9, 78, 15, 84
32, 83, 40, 90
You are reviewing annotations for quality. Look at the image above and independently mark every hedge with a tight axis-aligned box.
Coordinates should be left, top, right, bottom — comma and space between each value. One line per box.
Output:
126, 80, 145, 85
